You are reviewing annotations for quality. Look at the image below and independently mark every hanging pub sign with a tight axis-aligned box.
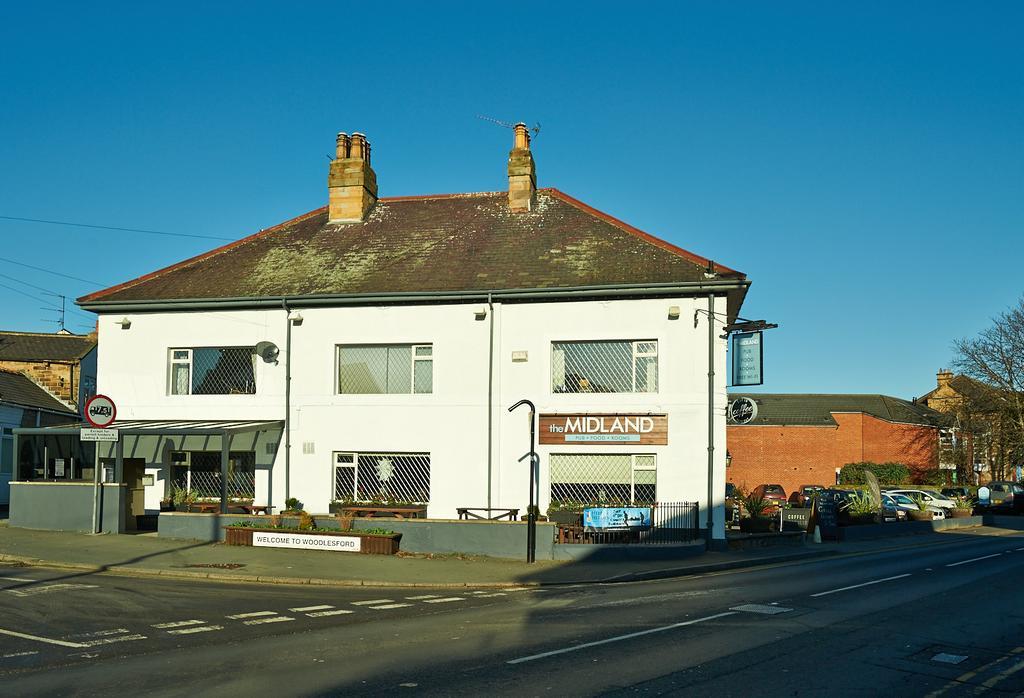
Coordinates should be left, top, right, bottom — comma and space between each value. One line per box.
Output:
731, 331, 763, 386
538, 414, 668, 445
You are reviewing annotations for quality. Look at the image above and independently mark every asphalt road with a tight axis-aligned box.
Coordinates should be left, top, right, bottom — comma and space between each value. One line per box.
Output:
2, 530, 1024, 696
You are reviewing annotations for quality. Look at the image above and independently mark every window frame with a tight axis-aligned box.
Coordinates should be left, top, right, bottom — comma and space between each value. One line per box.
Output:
166, 346, 257, 396
336, 343, 434, 395
550, 339, 659, 394
331, 450, 431, 504
549, 452, 658, 505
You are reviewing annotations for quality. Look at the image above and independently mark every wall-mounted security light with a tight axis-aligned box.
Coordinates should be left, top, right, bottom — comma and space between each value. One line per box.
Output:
288, 311, 304, 325
667, 306, 680, 320
118, 317, 132, 330
474, 307, 487, 320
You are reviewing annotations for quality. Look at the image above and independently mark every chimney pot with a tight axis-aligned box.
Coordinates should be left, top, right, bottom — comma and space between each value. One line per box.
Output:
507, 123, 536, 213
328, 130, 378, 222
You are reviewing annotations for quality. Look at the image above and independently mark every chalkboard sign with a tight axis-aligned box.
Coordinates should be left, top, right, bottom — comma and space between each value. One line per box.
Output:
811, 489, 841, 540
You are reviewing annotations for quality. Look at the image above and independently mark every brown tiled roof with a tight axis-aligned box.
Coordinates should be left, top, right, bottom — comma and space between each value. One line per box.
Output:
0, 369, 76, 414
78, 189, 745, 305
0, 331, 97, 362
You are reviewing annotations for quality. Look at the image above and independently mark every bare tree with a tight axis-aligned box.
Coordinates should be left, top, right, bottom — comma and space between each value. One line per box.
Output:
952, 296, 1024, 478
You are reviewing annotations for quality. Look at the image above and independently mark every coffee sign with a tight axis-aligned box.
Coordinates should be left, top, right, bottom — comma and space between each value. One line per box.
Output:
539, 414, 668, 445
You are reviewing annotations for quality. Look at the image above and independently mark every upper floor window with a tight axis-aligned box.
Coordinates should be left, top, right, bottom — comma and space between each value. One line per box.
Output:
551, 340, 658, 393
337, 344, 433, 394
168, 347, 256, 395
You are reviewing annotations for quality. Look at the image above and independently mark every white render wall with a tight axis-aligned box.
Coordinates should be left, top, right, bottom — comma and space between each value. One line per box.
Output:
95, 296, 729, 539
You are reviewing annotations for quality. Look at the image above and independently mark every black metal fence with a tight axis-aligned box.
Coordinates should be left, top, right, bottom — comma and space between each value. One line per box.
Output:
555, 501, 700, 545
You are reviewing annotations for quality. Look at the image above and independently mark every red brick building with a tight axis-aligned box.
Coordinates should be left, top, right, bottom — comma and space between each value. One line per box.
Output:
726, 393, 947, 498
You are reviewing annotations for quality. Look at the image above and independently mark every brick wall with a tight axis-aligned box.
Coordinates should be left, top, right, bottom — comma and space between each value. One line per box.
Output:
0, 360, 75, 404
727, 413, 940, 498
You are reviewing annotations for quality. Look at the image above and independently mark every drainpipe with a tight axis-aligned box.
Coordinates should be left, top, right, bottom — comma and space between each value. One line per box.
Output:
283, 299, 292, 502
487, 292, 495, 511
706, 294, 715, 551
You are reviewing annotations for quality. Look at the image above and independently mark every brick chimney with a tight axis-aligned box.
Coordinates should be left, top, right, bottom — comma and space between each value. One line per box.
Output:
328, 132, 378, 222
937, 368, 953, 389
507, 123, 536, 213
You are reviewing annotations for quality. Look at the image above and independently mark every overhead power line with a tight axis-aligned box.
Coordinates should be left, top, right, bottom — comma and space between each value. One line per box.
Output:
0, 255, 106, 287
0, 214, 234, 241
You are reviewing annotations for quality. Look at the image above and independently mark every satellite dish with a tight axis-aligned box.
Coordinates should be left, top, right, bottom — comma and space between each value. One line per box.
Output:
255, 341, 280, 364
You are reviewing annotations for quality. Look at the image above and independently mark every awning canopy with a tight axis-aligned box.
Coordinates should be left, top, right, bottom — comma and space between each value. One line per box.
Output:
13, 419, 284, 437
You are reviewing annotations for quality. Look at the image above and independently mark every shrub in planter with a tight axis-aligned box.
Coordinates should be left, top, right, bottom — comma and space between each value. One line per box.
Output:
948, 495, 974, 518
739, 493, 774, 533
841, 492, 879, 525
907, 494, 935, 521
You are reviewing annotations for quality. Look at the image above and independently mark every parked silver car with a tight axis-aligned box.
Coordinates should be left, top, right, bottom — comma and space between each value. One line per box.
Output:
882, 492, 944, 520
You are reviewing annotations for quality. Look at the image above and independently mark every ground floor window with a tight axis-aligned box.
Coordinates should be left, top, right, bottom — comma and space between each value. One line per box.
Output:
171, 451, 255, 498
549, 453, 657, 506
333, 451, 431, 504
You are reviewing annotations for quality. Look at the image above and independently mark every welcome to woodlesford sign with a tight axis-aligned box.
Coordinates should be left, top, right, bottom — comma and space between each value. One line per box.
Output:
539, 414, 668, 445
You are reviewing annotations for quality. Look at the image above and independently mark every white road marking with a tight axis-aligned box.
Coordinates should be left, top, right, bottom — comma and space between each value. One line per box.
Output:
946, 553, 1002, 568
507, 612, 738, 665
1016, 547, 1024, 552
370, 603, 412, 610
0, 628, 85, 648
810, 573, 912, 598
351, 599, 393, 606
504, 588, 532, 592
1, 651, 38, 658
307, 609, 354, 617
932, 653, 968, 665
6, 583, 99, 597
69, 628, 130, 639
476, 593, 507, 598
80, 634, 147, 647
730, 604, 793, 615
0, 576, 32, 582
168, 625, 223, 635
405, 594, 440, 600
289, 605, 333, 612
243, 616, 294, 626
226, 611, 278, 619
422, 597, 464, 604
152, 620, 206, 629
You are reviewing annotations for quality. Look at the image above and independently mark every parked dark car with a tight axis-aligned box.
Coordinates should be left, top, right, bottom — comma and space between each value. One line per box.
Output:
789, 485, 824, 507
752, 484, 788, 511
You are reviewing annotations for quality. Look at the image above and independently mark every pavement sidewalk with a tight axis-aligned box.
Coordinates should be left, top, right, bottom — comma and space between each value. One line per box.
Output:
0, 524, 1015, 588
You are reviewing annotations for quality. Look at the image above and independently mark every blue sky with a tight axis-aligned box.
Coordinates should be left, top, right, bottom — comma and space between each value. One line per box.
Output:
0, 2, 1020, 399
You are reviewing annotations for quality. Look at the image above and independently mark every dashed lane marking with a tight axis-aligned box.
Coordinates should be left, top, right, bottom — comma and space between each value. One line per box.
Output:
810, 574, 912, 598
406, 595, 440, 600
6, 583, 99, 597
226, 611, 278, 620
370, 603, 412, 610
307, 609, 354, 617
289, 605, 333, 612
422, 597, 464, 604
168, 625, 223, 635
946, 553, 1002, 568
243, 616, 294, 626
0, 577, 33, 582
80, 634, 147, 647
0, 628, 84, 648
2, 651, 39, 658
152, 620, 206, 629
351, 599, 393, 606
508, 612, 738, 665
476, 593, 507, 598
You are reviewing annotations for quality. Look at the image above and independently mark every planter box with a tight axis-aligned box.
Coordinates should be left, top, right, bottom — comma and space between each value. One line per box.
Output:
548, 510, 583, 526
739, 517, 773, 533
947, 508, 973, 519
224, 526, 401, 555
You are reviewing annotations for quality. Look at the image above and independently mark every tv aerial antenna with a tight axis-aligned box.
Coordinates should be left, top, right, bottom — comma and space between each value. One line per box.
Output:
476, 115, 541, 139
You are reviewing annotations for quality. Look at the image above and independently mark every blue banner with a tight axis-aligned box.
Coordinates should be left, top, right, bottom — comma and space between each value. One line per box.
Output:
583, 507, 652, 530
732, 331, 763, 386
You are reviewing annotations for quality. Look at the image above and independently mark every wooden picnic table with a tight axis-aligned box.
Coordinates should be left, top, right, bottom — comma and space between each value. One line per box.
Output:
187, 503, 272, 515
457, 507, 520, 521
338, 505, 427, 519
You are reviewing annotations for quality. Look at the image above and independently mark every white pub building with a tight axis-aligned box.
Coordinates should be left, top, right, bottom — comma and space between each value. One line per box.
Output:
66, 126, 749, 544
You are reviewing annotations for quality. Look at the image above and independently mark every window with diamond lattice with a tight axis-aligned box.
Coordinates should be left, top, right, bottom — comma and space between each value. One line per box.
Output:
551, 340, 657, 393
168, 347, 256, 395
549, 454, 656, 506
333, 452, 431, 504
337, 345, 433, 394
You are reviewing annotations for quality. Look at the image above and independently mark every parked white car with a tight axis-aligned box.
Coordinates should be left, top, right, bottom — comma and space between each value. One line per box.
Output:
885, 489, 954, 516
882, 492, 945, 520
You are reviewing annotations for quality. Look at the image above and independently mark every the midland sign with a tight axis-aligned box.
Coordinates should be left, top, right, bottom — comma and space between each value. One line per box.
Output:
539, 414, 668, 445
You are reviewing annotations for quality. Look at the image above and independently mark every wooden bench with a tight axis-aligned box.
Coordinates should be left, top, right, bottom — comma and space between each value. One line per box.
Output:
338, 505, 427, 519
457, 507, 520, 521
187, 503, 272, 515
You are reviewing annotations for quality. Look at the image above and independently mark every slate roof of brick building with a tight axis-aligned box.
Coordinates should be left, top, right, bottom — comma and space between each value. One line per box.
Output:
728, 393, 949, 428
0, 369, 76, 414
0, 331, 97, 362
78, 189, 746, 307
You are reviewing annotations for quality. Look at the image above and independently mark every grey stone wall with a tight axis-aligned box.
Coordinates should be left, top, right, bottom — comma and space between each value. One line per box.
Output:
9, 482, 125, 533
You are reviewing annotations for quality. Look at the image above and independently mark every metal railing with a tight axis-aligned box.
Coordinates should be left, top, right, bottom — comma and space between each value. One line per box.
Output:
555, 501, 700, 545
175, 470, 256, 499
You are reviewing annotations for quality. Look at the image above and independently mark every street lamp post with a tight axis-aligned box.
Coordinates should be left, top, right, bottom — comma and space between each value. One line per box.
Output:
508, 399, 537, 563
